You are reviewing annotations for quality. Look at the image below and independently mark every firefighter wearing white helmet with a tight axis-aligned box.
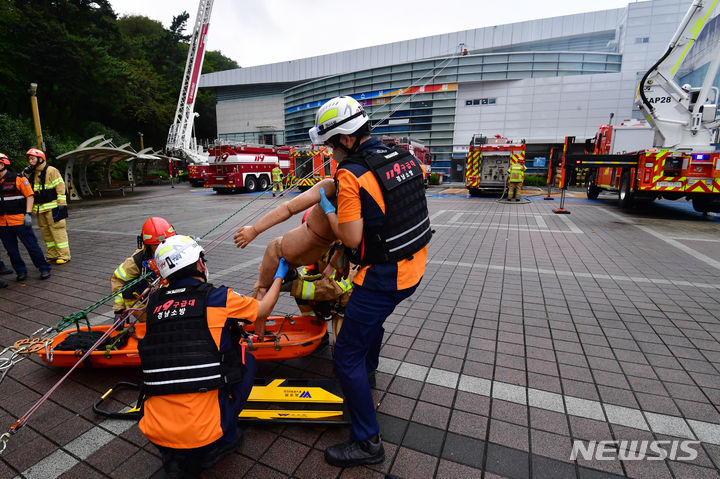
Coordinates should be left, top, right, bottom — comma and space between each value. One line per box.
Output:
309, 96, 431, 468
138, 234, 290, 477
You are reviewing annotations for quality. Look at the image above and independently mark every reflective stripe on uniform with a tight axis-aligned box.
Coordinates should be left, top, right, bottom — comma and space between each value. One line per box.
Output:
45, 241, 56, 248
336, 279, 352, 292
56, 241, 69, 249
35, 200, 58, 212
388, 225, 432, 253
301, 281, 316, 300
143, 362, 221, 374
114, 295, 125, 306
143, 374, 222, 387
1, 195, 25, 201
114, 264, 131, 281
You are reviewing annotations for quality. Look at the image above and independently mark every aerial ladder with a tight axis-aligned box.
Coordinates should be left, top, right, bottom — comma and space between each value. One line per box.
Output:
166, 0, 213, 165
559, 0, 720, 212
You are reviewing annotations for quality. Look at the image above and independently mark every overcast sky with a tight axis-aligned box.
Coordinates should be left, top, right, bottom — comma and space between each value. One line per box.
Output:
110, 0, 636, 68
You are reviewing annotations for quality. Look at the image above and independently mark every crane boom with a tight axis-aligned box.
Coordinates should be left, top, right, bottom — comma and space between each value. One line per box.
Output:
637, 0, 720, 151
166, 0, 214, 164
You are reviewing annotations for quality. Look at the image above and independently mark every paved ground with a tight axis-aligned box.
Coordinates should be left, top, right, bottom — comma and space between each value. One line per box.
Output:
2, 182, 720, 479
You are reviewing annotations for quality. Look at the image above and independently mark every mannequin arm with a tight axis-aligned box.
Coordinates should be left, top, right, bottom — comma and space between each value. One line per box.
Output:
234, 179, 337, 248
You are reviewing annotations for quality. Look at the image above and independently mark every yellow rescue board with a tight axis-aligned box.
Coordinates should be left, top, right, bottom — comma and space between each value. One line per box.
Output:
239, 409, 344, 420
247, 378, 343, 404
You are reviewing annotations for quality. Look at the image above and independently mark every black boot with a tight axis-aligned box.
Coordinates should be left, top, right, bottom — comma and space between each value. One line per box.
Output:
0, 265, 12, 275
325, 436, 385, 467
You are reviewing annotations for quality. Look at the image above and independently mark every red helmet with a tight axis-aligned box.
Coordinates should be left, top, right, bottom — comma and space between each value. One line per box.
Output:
25, 148, 46, 162
0, 153, 9, 166
138, 217, 176, 248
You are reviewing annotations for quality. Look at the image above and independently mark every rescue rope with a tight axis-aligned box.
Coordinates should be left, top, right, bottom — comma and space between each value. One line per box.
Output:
201, 154, 336, 253
0, 152, 339, 453
0, 283, 155, 455
371, 51, 460, 131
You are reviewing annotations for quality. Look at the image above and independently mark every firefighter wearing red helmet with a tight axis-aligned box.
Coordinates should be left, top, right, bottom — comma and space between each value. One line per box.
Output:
110, 217, 176, 321
271, 162, 284, 197
24, 148, 70, 264
0, 152, 51, 285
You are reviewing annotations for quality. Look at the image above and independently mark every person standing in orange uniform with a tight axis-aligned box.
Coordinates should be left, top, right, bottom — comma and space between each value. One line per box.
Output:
138, 235, 288, 478
0, 153, 51, 282
309, 96, 431, 467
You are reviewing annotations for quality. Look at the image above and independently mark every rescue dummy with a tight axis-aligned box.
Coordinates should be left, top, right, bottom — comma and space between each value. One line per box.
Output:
234, 178, 345, 299
287, 208, 356, 349
138, 235, 288, 478
110, 217, 175, 322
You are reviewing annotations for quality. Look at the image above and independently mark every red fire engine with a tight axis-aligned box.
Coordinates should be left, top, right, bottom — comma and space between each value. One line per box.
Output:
287, 146, 336, 191
565, 0, 720, 213
205, 142, 291, 194
187, 163, 209, 187
380, 136, 434, 185
465, 135, 526, 196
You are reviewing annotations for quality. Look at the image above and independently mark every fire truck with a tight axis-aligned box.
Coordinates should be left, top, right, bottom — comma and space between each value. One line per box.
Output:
287, 146, 335, 191
568, 0, 720, 212
465, 134, 526, 196
380, 136, 434, 186
204, 142, 291, 194
187, 163, 209, 187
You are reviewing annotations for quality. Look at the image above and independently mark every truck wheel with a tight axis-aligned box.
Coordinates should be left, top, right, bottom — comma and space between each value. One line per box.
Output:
244, 175, 258, 193
258, 175, 270, 191
618, 171, 633, 209
469, 188, 481, 197
586, 172, 601, 200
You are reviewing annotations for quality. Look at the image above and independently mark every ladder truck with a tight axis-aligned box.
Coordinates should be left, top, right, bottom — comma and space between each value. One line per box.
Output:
567, 0, 720, 212
166, 0, 213, 184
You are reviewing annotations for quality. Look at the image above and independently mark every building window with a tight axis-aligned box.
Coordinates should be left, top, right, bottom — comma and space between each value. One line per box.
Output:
635, 37, 649, 44
466, 98, 496, 106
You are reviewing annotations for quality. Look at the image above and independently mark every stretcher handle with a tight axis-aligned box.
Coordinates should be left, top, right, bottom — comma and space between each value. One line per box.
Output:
93, 381, 143, 420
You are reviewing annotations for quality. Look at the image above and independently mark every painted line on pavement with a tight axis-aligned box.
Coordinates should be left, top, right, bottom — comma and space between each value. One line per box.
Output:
432, 224, 583, 234
377, 358, 720, 445
16, 417, 135, 479
599, 209, 720, 272
426, 259, 720, 290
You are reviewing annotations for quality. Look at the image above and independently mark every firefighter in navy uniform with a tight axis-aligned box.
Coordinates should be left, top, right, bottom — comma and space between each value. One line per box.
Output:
309, 96, 431, 467
0, 153, 51, 282
138, 235, 288, 479
110, 217, 176, 321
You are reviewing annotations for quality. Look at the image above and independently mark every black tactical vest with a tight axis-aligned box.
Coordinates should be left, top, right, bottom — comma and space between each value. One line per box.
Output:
138, 282, 245, 396
339, 146, 432, 265
32, 166, 57, 205
0, 172, 26, 216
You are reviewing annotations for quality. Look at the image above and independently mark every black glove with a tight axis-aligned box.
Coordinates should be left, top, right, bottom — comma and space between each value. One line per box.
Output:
52, 205, 68, 222
23, 165, 34, 176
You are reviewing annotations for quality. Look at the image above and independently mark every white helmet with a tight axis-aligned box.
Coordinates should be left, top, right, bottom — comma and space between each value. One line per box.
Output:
308, 96, 369, 144
154, 235, 204, 279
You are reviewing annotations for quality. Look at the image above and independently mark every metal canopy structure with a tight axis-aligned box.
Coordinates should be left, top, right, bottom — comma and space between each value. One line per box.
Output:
58, 136, 163, 200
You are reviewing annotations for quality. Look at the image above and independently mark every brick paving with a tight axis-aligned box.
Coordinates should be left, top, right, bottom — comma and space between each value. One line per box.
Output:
2, 184, 720, 478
